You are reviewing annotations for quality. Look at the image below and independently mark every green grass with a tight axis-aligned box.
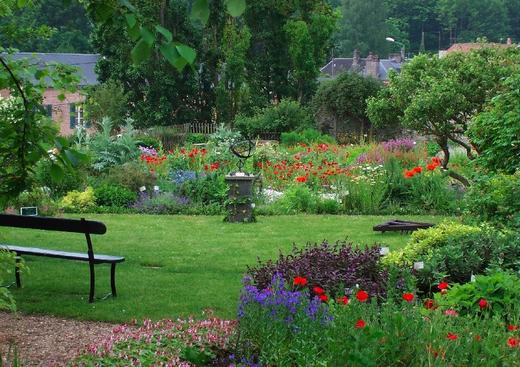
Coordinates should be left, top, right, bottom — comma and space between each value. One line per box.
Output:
1, 214, 445, 322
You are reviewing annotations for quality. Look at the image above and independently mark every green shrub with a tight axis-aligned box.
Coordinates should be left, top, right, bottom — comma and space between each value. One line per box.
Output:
103, 162, 156, 192
316, 198, 342, 214
468, 74, 520, 174
464, 172, 520, 229
135, 135, 162, 150
33, 159, 88, 199
384, 222, 482, 267
385, 223, 520, 294
12, 187, 60, 216
60, 187, 96, 212
235, 99, 314, 137
280, 128, 335, 146
342, 165, 387, 214
180, 174, 228, 205
435, 271, 520, 317
94, 184, 136, 208
0, 249, 18, 311
185, 133, 207, 144
87, 117, 140, 172
273, 185, 318, 214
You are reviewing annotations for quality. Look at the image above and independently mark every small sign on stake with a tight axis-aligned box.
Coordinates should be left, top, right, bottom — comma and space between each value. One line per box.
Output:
20, 207, 38, 216
413, 261, 424, 270
379, 247, 390, 256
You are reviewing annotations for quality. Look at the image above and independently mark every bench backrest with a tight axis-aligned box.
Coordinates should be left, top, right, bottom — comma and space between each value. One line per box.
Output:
0, 214, 106, 234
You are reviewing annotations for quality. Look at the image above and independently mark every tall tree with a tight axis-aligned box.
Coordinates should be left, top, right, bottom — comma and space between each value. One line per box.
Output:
245, 0, 337, 105
91, 0, 204, 127
367, 47, 520, 186
0, 0, 93, 52
437, 0, 510, 44
335, 0, 389, 57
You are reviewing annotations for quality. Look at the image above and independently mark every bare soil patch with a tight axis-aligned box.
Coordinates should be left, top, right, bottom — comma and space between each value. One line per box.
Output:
0, 312, 116, 366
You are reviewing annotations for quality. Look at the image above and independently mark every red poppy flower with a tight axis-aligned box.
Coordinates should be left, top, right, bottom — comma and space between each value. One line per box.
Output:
295, 176, 307, 183
478, 298, 488, 309
313, 286, 325, 295
447, 332, 458, 340
355, 319, 366, 329
426, 163, 437, 171
474, 335, 482, 342
507, 337, 519, 348
203, 164, 209, 171
404, 170, 415, 178
507, 324, 519, 331
402, 293, 414, 302
423, 299, 436, 310
431, 157, 442, 165
319, 294, 328, 302
337, 296, 349, 305
293, 276, 308, 286
438, 282, 449, 290
413, 166, 423, 174
356, 290, 369, 302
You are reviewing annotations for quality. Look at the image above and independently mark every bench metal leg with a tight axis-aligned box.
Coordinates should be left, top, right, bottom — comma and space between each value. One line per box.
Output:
110, 263, 117, 297
15, 257, 21, 288
89, 262, 95, 303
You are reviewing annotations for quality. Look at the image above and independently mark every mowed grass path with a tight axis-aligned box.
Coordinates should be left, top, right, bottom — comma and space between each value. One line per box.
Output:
2, 214, 445, 322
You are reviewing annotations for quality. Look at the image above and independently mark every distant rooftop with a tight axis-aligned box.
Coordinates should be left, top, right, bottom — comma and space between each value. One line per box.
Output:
7, 52, 100, 86
440, 39, 515, 57
320, 52, 404, 81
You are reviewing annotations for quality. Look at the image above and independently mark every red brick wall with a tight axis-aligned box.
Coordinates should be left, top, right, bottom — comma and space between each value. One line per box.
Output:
42, 89, 85, 136
0, 88, 85, 136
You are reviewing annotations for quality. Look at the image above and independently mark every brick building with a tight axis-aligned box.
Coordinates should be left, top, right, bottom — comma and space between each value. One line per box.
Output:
0, 52, 99, 136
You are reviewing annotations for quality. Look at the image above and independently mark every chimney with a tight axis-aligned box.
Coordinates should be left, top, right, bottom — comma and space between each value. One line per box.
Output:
352, 49, 360, 67
365, 53, 379, 79
389, 53, 402, 63
507, 37, 512, 45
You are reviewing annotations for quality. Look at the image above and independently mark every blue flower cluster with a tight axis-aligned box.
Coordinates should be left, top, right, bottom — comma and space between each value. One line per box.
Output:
238, 273, 332, 325
169, 170, 198, 185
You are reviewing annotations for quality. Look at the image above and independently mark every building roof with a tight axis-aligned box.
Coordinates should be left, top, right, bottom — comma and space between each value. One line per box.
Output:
320, 56, 403, 81
444, 42, 512, 55
7, 52, 100, 86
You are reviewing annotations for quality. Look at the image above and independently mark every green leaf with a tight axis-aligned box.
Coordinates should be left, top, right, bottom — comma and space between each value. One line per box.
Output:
64, 149, 78, 166
159, 43, 187, 72
155, 25, 173, 43
176, 44, 197, 65
34, 70, 47, 80
127, 23, 140, 41
57, 93, 65, 101
125, 13, 137, 29
54, 137, 69, 150
226, 0, 246, 17
139, 27, 155, 46
191, 0, 210, 24
49, 164, 64, 182
17, 0, 29, 8
131, 38, 152, 64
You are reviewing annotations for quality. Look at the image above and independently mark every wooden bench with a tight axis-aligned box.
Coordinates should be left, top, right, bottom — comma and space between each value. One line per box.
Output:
373, 219, 435, 234
0, 214, 125, 303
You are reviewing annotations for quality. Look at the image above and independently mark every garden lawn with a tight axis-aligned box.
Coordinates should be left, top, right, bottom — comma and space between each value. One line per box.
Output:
2, 214, 445, 322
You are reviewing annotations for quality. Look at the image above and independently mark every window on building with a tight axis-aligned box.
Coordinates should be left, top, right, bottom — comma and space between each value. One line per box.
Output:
44, 105, 52, 118
70, 104, 89, 129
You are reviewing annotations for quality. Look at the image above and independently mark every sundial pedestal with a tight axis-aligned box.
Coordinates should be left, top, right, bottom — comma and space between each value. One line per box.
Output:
225, 174, 256, 223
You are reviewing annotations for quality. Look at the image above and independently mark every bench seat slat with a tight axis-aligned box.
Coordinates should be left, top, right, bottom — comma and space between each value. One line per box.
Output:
1, 245, 125, 263
0, 214, 106, 234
